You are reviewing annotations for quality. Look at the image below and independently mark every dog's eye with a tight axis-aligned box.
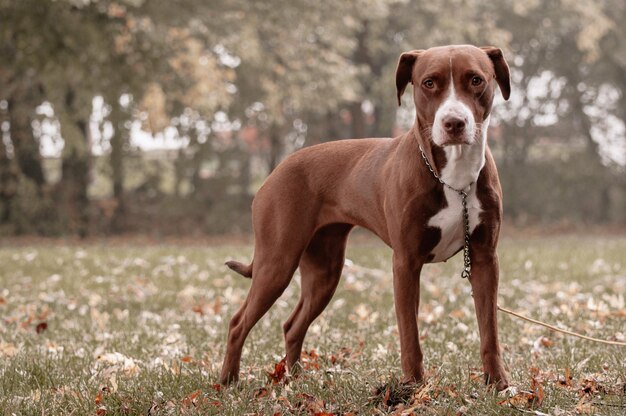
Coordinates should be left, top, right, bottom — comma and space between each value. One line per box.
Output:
422, 79, 435, 89
471, 76, 483, 86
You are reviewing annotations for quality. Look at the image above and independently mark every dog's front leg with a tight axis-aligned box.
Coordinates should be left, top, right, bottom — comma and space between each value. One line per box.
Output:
392, 252, 424, 383
469, 251, 510, 391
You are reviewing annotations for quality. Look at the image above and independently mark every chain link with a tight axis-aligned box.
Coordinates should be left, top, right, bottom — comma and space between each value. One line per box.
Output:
418, 145, 472, 279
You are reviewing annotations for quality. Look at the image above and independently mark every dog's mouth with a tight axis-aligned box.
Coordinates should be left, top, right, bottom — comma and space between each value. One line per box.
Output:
439, 136, 474, 146
438, 130, 478, 146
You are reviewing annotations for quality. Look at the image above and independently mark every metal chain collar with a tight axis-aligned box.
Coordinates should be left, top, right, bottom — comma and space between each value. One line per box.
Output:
418, 145, 472, 279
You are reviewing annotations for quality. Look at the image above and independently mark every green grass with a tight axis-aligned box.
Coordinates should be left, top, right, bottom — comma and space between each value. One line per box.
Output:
1, 236, 625, 415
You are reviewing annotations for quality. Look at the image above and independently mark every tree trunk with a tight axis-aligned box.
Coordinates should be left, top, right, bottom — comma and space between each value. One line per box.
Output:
60, 146, 90, 237
58, 87, 91, 238
0, 137, 18, 224
108, 98, 126, 233
8, 81, 45, 190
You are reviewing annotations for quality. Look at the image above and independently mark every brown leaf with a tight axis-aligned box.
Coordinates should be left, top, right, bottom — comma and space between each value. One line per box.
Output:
383, 387, 391, 405
35, 322, 48, 334
267, 358, 287, 385
295, 392, 325, 413
498, 375, 545, 409
253, 387, 269, 399
468, 369, 483, 382
181, 390, 201, 409
531, 376, 544, 406
497, 391, 534, 407
442, 384, 459, 397
540, 337, 553, 347
411, 380, 434, 406
557, 368, 573, 388
301, 349, 320, 370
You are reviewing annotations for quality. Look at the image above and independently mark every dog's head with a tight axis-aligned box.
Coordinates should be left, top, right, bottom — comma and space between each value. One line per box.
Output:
396, 45, 510, 147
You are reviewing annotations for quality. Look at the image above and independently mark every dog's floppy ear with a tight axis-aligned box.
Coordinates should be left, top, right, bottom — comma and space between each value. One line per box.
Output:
480, 46, 511, 100
395, 50, 423, 106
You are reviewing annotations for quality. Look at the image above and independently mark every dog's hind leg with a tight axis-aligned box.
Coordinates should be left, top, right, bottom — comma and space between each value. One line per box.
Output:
219, 254, 301, 384
220, 197, 318, 385
283, 223, 353, 370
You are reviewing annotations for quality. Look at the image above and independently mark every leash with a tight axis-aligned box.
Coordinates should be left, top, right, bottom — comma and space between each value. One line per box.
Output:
418, 145, 472, 279
418, 143, 626, 347
497, 305, 626, 346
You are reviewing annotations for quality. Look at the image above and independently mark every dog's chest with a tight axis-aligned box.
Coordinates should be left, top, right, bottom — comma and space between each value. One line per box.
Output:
427, 146, 484, 263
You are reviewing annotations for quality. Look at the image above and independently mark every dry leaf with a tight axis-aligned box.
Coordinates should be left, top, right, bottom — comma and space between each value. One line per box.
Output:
181, 390, 201, 409
254, 387, 269, 399
267, 358, 287, 385
35, 321, 48, 334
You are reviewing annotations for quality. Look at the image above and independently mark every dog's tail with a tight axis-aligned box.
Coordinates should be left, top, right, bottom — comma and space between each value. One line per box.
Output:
225, 260, 253, 278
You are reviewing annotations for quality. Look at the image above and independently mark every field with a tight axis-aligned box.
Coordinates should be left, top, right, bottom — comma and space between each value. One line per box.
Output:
1, 235, 625, 415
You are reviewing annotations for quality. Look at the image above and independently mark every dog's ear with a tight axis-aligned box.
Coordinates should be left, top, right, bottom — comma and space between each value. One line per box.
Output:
395, 50, 423, 106
480, 46, 511, 100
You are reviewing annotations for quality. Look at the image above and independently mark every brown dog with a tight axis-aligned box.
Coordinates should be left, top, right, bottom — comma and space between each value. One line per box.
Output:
221, 45, 511, 390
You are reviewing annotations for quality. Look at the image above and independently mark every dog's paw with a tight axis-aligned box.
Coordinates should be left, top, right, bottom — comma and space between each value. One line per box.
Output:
492, 377, 510, 392
482, 356, 509, 391
219, 369, 240, 386
484, 371, 510, 391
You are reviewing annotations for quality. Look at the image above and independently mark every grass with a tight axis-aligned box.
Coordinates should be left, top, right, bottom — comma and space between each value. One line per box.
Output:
0, 235, 625, 415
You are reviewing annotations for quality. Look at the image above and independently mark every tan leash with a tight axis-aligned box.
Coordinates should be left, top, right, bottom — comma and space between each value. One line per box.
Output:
497, 304, 626, 346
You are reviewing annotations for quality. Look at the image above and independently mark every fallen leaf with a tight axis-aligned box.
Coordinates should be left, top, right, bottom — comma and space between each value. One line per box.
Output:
181, 390, 201, 409
383, 387, 391, 405
540, 337, 553, 347
254, 387, 269, 399
301, 349, 320, 370
36, 321, 48, 334
468, 368, 483, 382
294, 392, 326, 413
498, 375, 545, 410
557, 368, 573, 388
267, 358, 287, 385
531, 376, 545, 406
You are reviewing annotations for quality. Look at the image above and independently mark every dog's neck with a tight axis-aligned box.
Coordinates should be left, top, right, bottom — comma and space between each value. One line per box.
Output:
413, 116, 490, 190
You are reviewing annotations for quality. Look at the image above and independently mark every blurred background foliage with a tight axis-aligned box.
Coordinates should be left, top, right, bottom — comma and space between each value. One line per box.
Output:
0, 0, 624, 237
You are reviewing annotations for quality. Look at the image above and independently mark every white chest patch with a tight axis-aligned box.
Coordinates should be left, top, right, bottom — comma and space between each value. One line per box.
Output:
427, 120, 489, 263
428, 180, 482, 263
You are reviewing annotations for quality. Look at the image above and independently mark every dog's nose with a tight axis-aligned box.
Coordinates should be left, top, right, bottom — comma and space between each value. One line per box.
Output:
443, 116, 466, 135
